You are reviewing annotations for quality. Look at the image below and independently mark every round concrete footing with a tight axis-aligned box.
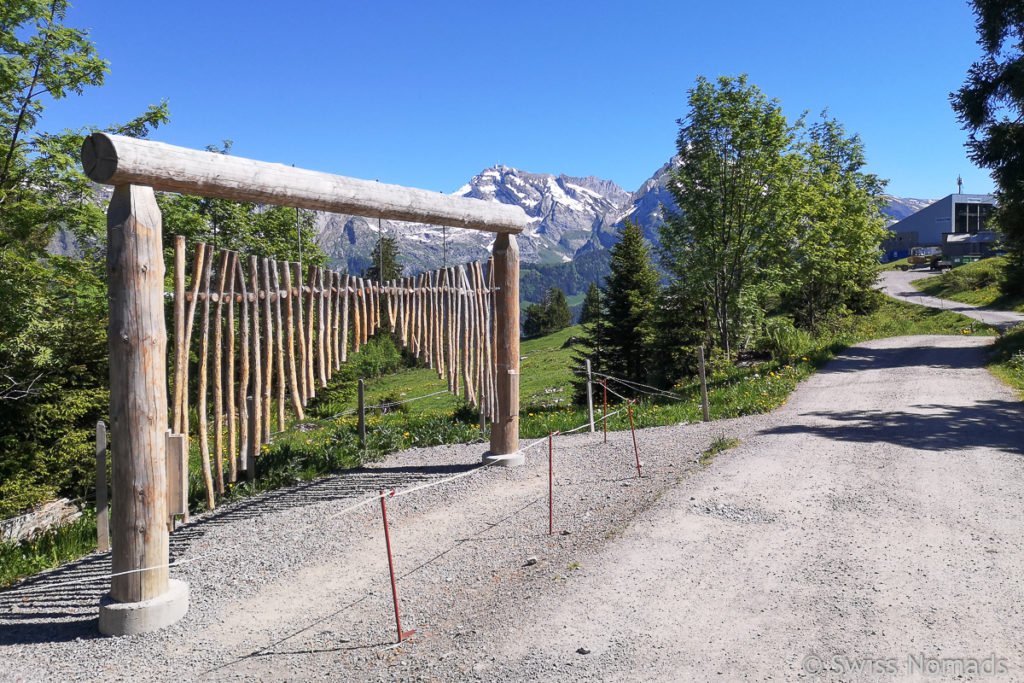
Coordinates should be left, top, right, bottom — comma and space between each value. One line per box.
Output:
482, 450, 525, 467
98, 579, 189, 636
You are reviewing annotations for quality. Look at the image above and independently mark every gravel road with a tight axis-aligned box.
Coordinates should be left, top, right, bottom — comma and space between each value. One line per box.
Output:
877, 269, 1024, 331
3, 334, 1023, 681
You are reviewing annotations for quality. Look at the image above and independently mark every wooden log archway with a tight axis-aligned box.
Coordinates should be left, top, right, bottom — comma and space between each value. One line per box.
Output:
81, 133, 529, 634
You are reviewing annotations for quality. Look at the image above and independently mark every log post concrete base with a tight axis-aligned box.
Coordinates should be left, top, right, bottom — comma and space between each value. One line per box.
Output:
98, 579, 189, 636
482, 451, 525, 467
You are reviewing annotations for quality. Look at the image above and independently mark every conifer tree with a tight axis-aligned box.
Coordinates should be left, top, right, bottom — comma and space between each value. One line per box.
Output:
366, 235, 404, 281
523, 286, 571, 337
579, 282, 601, 325
574, 219, 660, 401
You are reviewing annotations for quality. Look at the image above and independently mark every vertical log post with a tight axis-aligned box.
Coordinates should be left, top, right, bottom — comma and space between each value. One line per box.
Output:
281, 262, 304, 421
95, 420, 109, 553
249, 256, 263, 470
698, 345, 710, 422
586, 358, 595, 433
226, 252, 237, 485
357, 378, 366, 449
485, 233, 521, 464
272, 261, 287, 431
171, 237, 186, 434
235, 258, 251, 481
98, 184, 188, 636
261, 258, 273, 441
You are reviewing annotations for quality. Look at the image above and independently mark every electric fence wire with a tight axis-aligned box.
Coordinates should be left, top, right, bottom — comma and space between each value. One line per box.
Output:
87, 393, 639, 583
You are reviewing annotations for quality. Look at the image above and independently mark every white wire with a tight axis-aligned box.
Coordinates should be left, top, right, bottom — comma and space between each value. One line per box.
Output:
78, 382, 640, 584
590, 370, 686, 402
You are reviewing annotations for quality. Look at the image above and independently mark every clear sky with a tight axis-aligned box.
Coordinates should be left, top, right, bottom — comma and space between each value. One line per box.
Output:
47, 0, 993, 200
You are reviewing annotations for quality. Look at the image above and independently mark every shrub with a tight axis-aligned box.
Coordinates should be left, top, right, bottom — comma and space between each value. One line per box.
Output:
758, 317, 814, 360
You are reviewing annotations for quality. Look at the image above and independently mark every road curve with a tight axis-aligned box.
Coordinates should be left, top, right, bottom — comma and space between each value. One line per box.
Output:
877, 269, 1024, 331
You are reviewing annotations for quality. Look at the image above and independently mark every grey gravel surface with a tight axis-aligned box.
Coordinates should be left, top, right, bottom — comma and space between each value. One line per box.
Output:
877, 269, 1024, 331
2, 334, 1023, 681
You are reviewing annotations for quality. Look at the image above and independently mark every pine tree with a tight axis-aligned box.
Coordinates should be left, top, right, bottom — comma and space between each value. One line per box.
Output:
523, 286, 571, 337
579, 282, 601, 325
366, 235, 404, 281
573, 220, 660, 401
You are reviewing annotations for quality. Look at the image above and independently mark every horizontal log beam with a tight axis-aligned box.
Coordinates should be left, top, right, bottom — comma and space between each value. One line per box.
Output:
81, 133, 528, 234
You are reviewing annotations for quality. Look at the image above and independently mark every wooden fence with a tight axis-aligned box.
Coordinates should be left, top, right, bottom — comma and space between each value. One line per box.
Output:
171, 236, 497, 509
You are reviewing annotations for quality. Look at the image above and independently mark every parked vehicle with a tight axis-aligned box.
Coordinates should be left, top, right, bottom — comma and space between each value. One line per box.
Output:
908, 246, 942, 266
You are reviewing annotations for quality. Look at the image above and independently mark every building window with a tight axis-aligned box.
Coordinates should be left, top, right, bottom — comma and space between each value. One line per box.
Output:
954, 202, 993, 234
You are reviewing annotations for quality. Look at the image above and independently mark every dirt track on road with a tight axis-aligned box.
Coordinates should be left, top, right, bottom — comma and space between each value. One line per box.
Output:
4, 334, 1024, 681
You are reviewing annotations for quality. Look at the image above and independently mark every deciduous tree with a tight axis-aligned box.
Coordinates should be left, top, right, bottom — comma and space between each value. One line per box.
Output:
660, 75, 799, 357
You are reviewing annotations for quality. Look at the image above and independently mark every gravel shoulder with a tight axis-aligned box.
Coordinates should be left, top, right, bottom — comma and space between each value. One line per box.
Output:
3, 335, 1024, 681
877, 269, 1024, 330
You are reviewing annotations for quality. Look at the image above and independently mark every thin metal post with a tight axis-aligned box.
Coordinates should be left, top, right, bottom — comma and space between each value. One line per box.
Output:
380, 490, 415, 643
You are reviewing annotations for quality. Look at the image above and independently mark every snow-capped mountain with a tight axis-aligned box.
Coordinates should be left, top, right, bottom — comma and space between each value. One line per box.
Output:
314, 160, 941, 277
879, 195, 936, 223
317, 166, 632, 274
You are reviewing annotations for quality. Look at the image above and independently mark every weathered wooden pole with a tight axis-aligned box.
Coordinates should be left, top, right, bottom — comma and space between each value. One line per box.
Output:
98, 184, 188, 635
586, 358, 595, 433
357, 379, 366, 449
698, 345, 710, 422
486, 233, 521, 464
95, 420, 109, 553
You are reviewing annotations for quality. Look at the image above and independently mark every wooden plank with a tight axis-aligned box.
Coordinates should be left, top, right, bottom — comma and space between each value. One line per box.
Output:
305, 264, 317, 398
165, 432, 187, 517
387, 279, 396, 333
292, 262, 308, 405
401, 276, 410, 346
352, 276, 362, 354
317, 267, 327, 388
179, 243, 207, 440
261, 257, 274, 442
106, 184, 169, 602
332, 271, 341, 371
235, 256, 251, 482
340, 273, 350, 363
324, 268, 334, 379
171, 237, 186, 434
459, 266, 473, 403
360, 277, 369, 346
212, 249, 229, 495
83, 133, 528, 234
225, 252, 237, 485
196, 244, 216, 510
272, 260, 287, 431
443, 268, 454, 393
95, 420, 109, 553
281, 262, 304, 420
249, 255, 263, 467
425, 271, 434, 370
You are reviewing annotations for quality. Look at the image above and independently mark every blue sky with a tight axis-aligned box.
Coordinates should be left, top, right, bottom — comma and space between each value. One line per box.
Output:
48, 0, 992, 199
